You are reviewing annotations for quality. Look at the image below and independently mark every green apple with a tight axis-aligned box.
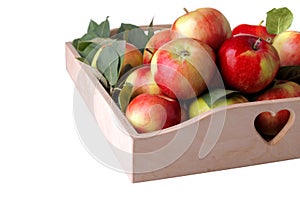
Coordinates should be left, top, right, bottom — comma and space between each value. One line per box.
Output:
189, 92, 248, 118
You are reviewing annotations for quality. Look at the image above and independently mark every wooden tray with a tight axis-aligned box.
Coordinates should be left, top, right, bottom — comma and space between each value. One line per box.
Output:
65, 29, 300, 182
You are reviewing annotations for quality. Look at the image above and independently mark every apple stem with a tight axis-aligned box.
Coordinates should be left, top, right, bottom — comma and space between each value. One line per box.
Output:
183, 8, 189, 14
180, 50, 190, 57
253, 38, 262, 50
145, 48, 154, 55
259, 20, 264, 26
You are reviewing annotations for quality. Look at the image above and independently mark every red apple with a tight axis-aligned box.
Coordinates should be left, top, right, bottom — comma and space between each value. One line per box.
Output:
232, 23, 276, 42
151, 37, 217, 100
143, 29, 179, 64
171, 7, 232, 50
218, 35, 280, 94
125, 93, 181, 133
272, 31, 300, 66
123, 65, 163, 99
254, 80, 300, 137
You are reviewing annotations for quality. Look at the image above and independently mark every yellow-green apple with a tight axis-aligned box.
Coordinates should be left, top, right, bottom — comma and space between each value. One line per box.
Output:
218, 35, 280, 94
123, 65, 163, 99
151, 37, 217, 100
272, 31, 300, 66
171, 7, 231, 50
254, 80, 300, 137
125, 93, 181, 133
189, 93, 248, 118
143, 29, 179, 64
232, 23, 276, 42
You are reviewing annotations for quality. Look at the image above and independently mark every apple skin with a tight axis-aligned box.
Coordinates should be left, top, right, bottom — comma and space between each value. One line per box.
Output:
218, 35, 280, 94
124, 65, 163, 99
125, 93, 181, 133
272, 31, 300, 66
143, 29, 179, 64
254, 81, 300, 137
171, 7, 231, 50
151, 37, 216, 100
119, 43, 143, 76
189, 93, 248, 118
232, 24, 276, 42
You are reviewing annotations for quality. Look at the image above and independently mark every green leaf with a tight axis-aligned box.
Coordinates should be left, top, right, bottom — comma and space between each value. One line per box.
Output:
118, 82, 134, 112
111, 40, 126, 75
117, 23, 140, 34
81, 32, 98, 41
76, 57, 89, 64
95, 16, 110, 37
115, 23, 149, 51
201, 89, 240, 107
87, 19, 98, 33
276, 66, 300, 84
96, 45, 120, 86
77, 42, 98, 60
266, 7, 293, 34
86, 38, 116, 64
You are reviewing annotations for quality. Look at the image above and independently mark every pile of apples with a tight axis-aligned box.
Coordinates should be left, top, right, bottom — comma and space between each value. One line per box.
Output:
113, 7, 300, 136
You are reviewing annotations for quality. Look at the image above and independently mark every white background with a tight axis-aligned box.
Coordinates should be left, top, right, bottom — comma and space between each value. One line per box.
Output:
1, 0, 300, 199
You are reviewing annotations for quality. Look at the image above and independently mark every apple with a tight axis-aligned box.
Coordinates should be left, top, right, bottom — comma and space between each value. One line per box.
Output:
254, 80, 300, 137
272, 31, 300, 66
171, 7, 232, 50
119, 42, 143, 76
151, 37, 217, 100
123, 65, 163, 99
189, 93, 248, 118
218, 35, 280, 94
91, 42, 143, 77
232, 23, 276, 42
143, 29, 179, 64
125, 93, 181, 133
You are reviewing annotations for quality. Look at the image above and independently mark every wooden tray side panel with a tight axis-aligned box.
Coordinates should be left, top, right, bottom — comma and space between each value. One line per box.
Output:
132, 98, 300, 182
65, 42, 137, 180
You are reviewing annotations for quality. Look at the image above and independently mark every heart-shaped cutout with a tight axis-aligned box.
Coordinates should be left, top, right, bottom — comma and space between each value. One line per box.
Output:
254, 109, 293, 144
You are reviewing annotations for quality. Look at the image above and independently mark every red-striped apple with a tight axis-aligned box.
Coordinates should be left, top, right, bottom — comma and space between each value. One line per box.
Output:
151, 37, 216, 100
123, 65, 162, 99
171, 7, 231, 50
125, 93, 181, 133
143, 29, 179, 64
272, 31, 300, 66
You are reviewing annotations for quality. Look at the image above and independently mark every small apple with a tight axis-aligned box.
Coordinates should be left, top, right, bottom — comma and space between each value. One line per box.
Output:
119, 42, 143, 76
151, 37, 217, 100
272, 31, 300, 66
232, 23, 276, 42
171, 7, 231, 50
91, 42, 143, 77
123, 65, 163, 99
125, 93, 181, 133
143, 29, 179, 64
254, 80, 300, 137
189, 92, 248, 118
218, 35, 280, 94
